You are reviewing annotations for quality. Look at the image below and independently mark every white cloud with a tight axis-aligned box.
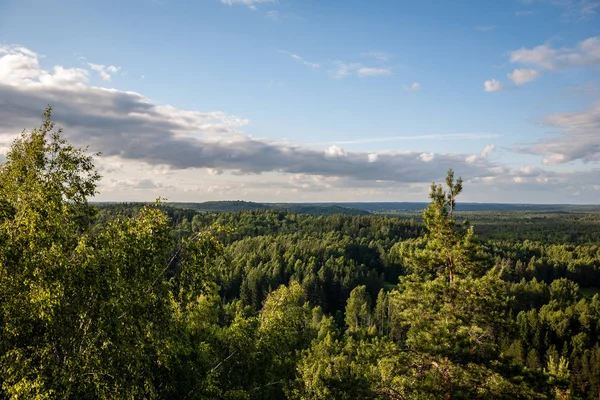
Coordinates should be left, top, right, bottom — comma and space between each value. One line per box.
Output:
510, 36, 600, 70
484, 79, 502, 92
332, 62, 392, 79
0, 41, 496, 186
5, 45, 600, 203
522, 0, 600, 19
108, 178, 175, 191
466, 145, 495, 163
0, 47, 497, 187
207, 168, 224, 175
465, 154, 478, 163
280, 51, 320, 69
514, 101, 600, 164
322, 133, 501, 145
419, 152, 435, 162
325, 145, 346, 158
265, 10, 279, 20
507, 68, 541, 85
332, 62, 356, 79
481, 144, 495, 157
220, 0, 276, 8
361, 52, 391, 61
403, 82, 421, 91
88, 62, 121, 81
0, 46, 88, 87
356, 67, 392, 77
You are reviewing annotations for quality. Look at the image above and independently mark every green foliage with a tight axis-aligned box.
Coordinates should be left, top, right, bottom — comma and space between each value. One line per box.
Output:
0, 109, 224, 398
399, 170, 487, 283
344, 285, 374, 336
2, 112, 600, 399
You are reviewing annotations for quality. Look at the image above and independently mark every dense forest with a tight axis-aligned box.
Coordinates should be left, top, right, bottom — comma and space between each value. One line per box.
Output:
1, 110, 600, 399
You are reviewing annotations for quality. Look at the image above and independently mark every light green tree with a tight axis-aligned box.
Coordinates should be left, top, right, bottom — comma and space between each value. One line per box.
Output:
344, 285, 374, 336
0, 108, 225, 398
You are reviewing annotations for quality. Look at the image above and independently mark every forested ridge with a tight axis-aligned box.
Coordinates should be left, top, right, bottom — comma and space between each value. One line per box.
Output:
1, 110, 600, 399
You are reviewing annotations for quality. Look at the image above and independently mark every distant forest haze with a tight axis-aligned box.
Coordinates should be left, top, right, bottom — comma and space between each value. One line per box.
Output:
0, 110, 599, 398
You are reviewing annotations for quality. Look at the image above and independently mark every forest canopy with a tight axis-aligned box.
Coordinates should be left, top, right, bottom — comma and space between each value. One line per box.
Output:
0, 109, 599, 399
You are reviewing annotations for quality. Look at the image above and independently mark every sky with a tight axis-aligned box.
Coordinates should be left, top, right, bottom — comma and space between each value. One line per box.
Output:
0, 0, 599, 203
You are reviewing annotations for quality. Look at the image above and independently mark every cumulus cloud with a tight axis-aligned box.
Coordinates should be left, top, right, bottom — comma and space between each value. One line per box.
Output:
466, 145, 495, 163
88, 63, 120, 81
419, 153, 435, 162
324, 145, 347, 158
108, 178, 175, 191
507, 68, 541, 85
484, 79, 502, 92
510, 36, 600, 69
0, 47, 498, 188
3, 45, 600, 202
515, 101, 600, 165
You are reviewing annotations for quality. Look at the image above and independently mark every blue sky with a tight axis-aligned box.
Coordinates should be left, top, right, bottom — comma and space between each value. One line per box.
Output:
0, 0, 599, 203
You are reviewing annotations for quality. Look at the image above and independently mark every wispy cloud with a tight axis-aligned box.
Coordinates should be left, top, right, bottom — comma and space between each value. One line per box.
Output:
279, 50, 320, 69
321, 133, 502, 145
515, 9, 536, 15
356, 67, 392, 77
220, 0, 276, 9
332, 62, 392, 78
521, 0, 600, 19
265, 10, 279, 21
361, 51, 391, 61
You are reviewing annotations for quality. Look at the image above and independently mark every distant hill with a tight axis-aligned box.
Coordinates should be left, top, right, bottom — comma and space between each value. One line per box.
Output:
96, 201, 600, 216
272, 203, 370, 216
169, 201, 272, 212
166, 201, 370, 216
332, 202, 600, 213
